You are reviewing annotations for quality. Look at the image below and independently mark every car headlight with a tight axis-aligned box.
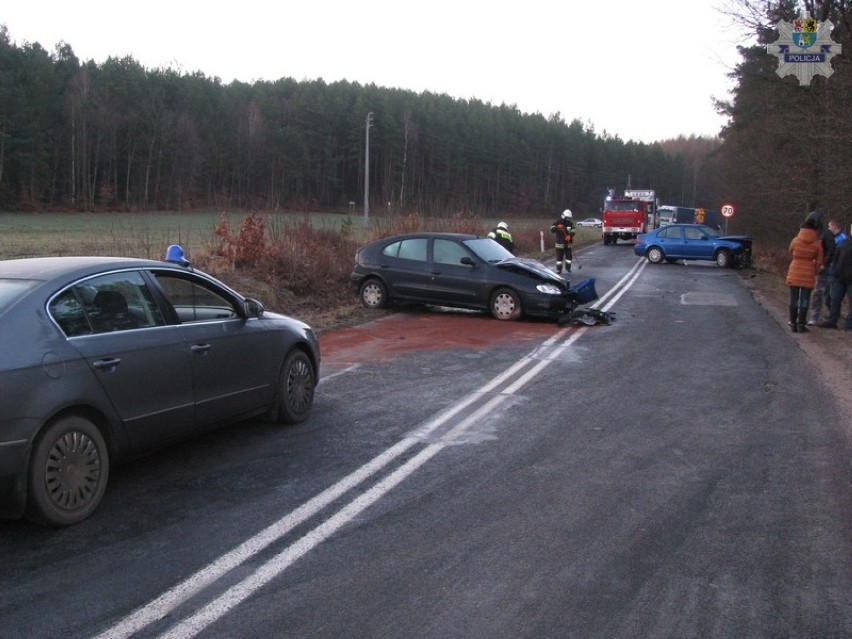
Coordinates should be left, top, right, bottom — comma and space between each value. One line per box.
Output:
536, 284, 563, 295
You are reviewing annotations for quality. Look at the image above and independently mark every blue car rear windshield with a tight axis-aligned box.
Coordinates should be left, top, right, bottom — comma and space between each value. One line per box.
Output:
0, 279, 39, 313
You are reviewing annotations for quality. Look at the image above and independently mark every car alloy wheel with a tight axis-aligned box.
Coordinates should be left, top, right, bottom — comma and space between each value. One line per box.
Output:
715, 249, 732, 268
276, 350, 316, 424
647, 247, 665, 263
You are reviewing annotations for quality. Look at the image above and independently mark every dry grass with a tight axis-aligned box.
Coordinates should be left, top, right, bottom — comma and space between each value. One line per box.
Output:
0, 210, 796, 334
195, 213, 604, 332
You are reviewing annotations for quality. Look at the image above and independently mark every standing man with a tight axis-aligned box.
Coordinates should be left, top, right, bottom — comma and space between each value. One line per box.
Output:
550, 209, 576, 274
819, 221, 852, 329
487, 221, 514, 253
822, 219, 848, 314
804, 207, 835, 326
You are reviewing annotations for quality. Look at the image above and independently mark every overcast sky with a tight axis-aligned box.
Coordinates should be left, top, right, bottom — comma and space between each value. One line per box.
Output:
2, 1, 753, 143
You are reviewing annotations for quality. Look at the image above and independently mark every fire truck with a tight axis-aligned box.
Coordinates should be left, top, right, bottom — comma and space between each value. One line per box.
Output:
602, 189, 657, 245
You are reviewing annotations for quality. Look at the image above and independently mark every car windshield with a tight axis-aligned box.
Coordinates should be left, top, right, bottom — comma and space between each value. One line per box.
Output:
465, 238, 513, 263
0, 279, 39, 313
696, 225, 722, 238
606, 201, 640, 211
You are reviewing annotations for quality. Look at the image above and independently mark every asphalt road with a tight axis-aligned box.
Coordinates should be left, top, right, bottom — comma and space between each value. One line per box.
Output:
2, 245, 850, 639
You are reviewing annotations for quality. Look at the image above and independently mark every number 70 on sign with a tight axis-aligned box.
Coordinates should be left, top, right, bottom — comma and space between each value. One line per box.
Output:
721, 204, 735, 218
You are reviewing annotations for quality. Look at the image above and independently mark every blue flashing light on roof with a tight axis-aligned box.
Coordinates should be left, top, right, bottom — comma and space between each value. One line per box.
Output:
163, 244, 190, 266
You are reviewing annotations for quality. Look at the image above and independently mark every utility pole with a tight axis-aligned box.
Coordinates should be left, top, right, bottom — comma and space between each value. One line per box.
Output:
364, 112, 373, 220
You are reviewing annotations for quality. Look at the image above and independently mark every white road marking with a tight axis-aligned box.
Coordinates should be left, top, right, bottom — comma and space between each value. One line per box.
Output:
92, 258, 647, 639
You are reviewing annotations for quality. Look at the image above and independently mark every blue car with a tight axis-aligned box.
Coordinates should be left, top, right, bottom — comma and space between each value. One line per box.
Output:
633, 224, 752, 268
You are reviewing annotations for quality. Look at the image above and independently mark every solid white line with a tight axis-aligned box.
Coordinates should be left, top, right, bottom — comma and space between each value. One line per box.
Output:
592, 257, 646, 310
92, 367, 542, 639
599, 258, 647, 311
159, 443, 449, 638
90, 438, 417, 639
92, 260, 645, 639
157, 395, 512, 638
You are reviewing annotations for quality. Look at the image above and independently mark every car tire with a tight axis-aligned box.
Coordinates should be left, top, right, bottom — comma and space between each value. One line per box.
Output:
715, 249, 732, 268
647, 246, 665, 263
491, 288, 522, 321
359, 279, 388, 309
26, 416, 109, 527
275, 349, 315, 424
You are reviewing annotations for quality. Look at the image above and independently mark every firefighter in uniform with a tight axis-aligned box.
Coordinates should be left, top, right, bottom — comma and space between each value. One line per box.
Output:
487, 221, 514, 253
550, 209, 576, 274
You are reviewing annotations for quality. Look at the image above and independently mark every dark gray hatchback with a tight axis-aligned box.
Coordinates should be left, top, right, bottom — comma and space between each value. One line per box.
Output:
351, 232, 575, 321
0, 251, 319, 526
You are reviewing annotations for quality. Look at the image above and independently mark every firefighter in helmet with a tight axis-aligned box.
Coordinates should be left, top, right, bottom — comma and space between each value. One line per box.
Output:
550, 209, 576, 274
487, 221, 514, 253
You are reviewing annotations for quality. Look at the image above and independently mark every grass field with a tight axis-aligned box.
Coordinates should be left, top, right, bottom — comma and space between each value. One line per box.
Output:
0, 211, 595, 261
0, 211, 367, 260
0, 212, 221, 260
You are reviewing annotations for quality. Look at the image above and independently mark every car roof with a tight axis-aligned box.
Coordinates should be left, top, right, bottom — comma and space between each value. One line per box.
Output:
0, 256, 185, 282
370, 232, 481, 242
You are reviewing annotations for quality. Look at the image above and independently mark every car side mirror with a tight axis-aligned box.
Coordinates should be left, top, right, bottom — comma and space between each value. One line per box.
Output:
460, 257, 477, 267
244, 298, 265, 318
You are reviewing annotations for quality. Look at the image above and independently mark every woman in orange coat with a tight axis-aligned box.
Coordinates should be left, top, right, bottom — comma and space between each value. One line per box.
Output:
786, 218, 825, 332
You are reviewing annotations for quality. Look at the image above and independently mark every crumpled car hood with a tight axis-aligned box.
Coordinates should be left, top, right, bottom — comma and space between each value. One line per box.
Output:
496, 257, 565, 285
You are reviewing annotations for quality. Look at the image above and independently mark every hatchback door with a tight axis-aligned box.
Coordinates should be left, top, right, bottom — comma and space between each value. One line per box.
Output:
374, 238, 432, 302
427, 238, 486, 306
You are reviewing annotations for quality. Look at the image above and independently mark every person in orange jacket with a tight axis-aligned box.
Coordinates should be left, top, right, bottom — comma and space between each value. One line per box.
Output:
786, 217, 825, 332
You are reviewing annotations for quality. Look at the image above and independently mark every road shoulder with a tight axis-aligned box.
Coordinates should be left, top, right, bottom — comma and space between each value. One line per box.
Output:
740, 268, 852, 428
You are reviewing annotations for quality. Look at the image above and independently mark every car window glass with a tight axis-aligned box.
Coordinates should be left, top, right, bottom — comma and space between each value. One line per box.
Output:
153, 273, 239, 323
659, 226, 681, 239
466, 238, 511, 263
50, 271, 165, 336
0, 279, 38, 312
433, 239, 469, 265
381, 241, 401, 258
392, 239, 427, 262
684, 227, 705, 240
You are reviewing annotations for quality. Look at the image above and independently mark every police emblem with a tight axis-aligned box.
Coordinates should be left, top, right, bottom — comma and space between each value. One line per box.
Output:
767, 16, 842, 85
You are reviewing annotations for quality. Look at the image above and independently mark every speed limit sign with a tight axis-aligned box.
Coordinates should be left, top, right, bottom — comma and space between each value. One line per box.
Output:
721, 204, 735, 218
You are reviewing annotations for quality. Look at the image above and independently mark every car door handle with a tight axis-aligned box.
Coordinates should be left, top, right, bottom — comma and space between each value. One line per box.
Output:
190, 344, 211, 353
92, 357, 122, 370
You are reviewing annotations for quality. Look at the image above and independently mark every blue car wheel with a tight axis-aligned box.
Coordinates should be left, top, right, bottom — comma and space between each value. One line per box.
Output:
647, 246, 665, 264
715, 249, 732, 268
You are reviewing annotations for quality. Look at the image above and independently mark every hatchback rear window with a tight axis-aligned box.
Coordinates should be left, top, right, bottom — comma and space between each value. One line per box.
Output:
0, 279, 39, 313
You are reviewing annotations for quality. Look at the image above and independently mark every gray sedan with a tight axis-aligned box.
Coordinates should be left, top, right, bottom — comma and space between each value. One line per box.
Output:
0, 250, 319, 526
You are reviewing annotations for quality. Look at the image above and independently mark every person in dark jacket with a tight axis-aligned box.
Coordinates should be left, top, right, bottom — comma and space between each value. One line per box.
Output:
487, 221, 514, 253
786, 218, 824, 332
804, 208, 836, 325
550, 209, 576, 274
822, 219, 849, 313
819, 230, 852, 329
